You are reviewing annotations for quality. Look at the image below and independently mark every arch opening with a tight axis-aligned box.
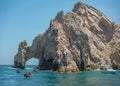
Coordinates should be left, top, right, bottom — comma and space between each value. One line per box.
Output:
26, 58, 39, 66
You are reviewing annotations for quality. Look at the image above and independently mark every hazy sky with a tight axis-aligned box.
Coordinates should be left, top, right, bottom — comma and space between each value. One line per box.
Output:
0, 0, 120, 65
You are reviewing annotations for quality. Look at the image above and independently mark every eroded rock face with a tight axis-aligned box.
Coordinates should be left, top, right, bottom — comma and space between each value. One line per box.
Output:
14, 2, 120, 72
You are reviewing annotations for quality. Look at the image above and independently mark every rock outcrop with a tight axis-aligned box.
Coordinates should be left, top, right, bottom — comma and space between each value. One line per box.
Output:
14, 2, 120, 72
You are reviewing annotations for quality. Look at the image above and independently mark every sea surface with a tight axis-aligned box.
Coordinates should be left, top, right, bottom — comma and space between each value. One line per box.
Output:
0, 65, 120, 86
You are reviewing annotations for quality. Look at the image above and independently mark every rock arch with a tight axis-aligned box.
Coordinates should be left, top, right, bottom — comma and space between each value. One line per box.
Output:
14, 2, 120, 72
14, 40, 40, 69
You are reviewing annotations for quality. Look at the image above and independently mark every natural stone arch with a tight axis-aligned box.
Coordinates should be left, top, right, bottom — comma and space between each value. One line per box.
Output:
14, 2, 120, 72
14, 40, 39, 69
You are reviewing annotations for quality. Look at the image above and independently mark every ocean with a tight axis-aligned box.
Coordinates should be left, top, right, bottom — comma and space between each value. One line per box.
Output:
0, 65, 120, 86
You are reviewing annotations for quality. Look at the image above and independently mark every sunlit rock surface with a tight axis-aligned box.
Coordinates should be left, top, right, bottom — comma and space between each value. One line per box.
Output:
14, 2, 120, 72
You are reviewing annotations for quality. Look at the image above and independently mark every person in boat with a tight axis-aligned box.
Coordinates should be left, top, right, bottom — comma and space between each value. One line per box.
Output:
28, 72, 32, 77
24, 72, 32, 78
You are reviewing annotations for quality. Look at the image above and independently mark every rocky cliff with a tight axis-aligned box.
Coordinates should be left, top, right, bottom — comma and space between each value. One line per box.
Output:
14, 2, 120, 72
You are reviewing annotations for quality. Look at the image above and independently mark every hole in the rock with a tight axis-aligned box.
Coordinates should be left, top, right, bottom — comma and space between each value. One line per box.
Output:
26, 58, 39, 66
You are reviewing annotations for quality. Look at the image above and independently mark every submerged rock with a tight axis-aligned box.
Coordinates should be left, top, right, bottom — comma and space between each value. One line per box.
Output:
14, 2, 120, 72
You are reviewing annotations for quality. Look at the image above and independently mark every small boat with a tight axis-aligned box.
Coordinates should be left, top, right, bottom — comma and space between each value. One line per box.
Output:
24, 72, 32, 78
33, 69, 39, 73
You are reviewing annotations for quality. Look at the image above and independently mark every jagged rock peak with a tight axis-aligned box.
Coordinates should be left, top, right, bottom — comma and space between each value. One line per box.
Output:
55, 10, 64, 23
72, 2, 86, 12
72, 2, 102, 16
19, 40, 27, 47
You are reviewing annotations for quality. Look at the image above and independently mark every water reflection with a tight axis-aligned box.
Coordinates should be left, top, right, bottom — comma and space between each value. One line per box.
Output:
45, 71, 120, 86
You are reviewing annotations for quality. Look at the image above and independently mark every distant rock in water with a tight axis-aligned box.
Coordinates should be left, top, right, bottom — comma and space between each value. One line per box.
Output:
14, 2, 120, 72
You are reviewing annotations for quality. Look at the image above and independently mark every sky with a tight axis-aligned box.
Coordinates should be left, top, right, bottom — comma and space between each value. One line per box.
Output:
0, 0, 120, 65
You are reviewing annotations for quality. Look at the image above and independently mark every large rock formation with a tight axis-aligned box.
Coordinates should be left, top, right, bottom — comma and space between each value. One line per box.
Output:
14, 2, 120, 72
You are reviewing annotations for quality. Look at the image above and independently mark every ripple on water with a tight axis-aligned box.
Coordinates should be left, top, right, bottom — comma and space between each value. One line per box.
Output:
0, 66, 120, 86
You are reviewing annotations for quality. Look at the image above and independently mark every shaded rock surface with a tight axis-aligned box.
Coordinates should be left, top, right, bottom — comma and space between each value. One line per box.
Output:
14, 2, 120, 72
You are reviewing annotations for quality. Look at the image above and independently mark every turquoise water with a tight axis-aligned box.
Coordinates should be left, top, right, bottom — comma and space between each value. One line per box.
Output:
0, 65, 120, 86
